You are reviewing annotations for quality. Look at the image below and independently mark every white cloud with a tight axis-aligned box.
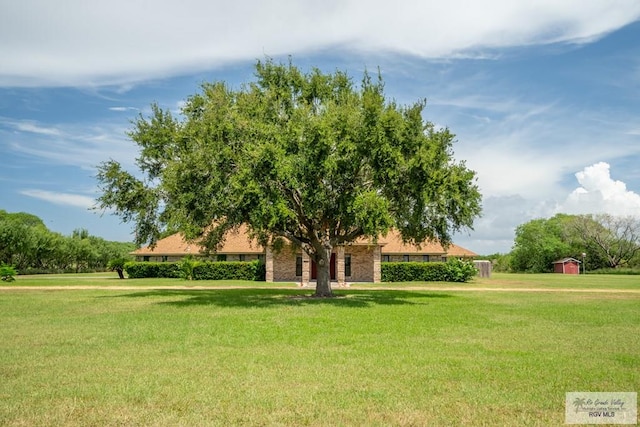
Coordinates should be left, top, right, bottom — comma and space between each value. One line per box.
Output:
1, 118, 137, 171
108, 106, 138, 112
557, 162, 640, 216
453, 194, 557, 254
20, 189, 96, 209
426, 80, 640, 201
2, 0, 639, 87
1, 117, 62, 136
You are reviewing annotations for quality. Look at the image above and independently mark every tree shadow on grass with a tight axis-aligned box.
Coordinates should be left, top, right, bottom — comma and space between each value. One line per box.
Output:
112, 288, 455, 309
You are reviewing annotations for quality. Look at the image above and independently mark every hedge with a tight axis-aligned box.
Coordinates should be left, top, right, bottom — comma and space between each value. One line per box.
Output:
381, 259, 477, 283
192, 261, 265, 281
125, 259, 473, 282
124, 260, 265, 281
124, 262, 182, 279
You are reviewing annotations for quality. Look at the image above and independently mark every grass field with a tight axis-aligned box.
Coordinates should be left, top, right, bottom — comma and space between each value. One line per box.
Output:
9, 271, 640, 290
1, 274, 638, 426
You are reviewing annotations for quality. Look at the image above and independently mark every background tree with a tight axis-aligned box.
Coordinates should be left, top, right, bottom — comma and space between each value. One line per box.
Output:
510, 216, 573, 273
107, 257, 128, 279
572, 214, 640, 268
477, 253, 512, 272
97, 59, 482, 296
0, 210, 134, 273
510, 214, 614, 272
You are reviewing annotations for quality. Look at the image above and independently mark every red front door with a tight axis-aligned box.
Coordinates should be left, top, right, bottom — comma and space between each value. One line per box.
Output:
311, 253, 336, 280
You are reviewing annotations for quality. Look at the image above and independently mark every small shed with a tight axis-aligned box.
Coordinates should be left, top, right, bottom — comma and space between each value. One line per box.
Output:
553, 258, 581, 274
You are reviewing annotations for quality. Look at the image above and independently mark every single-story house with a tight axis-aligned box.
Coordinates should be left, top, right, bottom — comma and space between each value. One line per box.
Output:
132, 225, 477, 284
553, 258, 581, 274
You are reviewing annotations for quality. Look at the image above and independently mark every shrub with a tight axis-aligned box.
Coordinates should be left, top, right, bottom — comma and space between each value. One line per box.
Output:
192, 260, 265, 281
443, 258, 478, 282
381, 259, 477, 283
124, 260, 265, 281
179, 256, 196, 280
382, 262, 449, 282
124, 262, 182, 279
1, 263, 17, 282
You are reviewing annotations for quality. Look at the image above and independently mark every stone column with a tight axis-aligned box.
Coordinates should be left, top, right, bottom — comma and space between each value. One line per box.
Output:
336, 246, 345, 286
373, 245, 381, 283
302, 252, 310, 286
265, 247, 274, 282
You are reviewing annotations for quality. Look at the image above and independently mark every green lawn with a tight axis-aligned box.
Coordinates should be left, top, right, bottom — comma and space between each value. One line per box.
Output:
1, 275, 638, 426
10, 270, 640, 290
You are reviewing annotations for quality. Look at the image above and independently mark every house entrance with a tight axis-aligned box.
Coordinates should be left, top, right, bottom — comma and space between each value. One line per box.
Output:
311, 253, 336, 280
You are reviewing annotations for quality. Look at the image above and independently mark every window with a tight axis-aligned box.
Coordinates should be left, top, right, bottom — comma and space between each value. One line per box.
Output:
403, 255, 410, 262
295, 256, 302, 276
345, 254, 351, 277
422, 255, 430, 262
382, 255, 390, 262
162, 256, 168, 262
143, 256, 150, 262
441, 257, 447, 263
239, 254, 246, 262
216, 254, 227, 262
257, 254, 265, 262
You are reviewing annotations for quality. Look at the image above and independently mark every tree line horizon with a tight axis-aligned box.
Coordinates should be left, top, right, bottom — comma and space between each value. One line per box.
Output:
2, 208, 638, 275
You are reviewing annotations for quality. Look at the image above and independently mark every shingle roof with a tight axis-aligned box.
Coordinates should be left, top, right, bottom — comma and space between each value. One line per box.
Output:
377, 229, 447, 254
132, 225, 477, 257
131, 224, 264, 255
354, 229, 477, 257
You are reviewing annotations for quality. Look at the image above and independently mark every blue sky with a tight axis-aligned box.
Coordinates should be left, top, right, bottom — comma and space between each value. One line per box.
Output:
1, 1, 640, 254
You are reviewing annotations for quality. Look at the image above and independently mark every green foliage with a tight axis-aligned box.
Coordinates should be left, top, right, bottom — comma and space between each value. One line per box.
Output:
107, 256, 130, 279
0, 263, 17, 282
510, 216, 571, 273
382, 262, 446, 282
509, 213, 601, 273
0, 210, 135, 273
179, 256, 196, 280
478, 253, 511, 272
107, 257, 128, 270
381, 259, 476, 283
572, 214, 640, 269
124, 262, 182, 279
443, 258, 478, 282
509, 213, 634, 273
97, 59, 482, 297
192, 261, 265, 281
124, 260, 265, 281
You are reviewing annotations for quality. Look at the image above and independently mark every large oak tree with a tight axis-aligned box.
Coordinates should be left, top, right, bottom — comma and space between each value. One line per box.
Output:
97, 60, 482, 296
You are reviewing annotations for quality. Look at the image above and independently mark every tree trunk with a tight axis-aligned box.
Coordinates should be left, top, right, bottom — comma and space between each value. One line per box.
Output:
314, 246, 333, 297
116, 267, 125, 279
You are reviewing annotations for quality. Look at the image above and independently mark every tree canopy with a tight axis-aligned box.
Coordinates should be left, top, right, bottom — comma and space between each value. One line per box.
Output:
0, 210, 134, 273
510, 214, 579, 273
572, 214, 640, 269
97, 59, 482, 296
509, 213, 639, 273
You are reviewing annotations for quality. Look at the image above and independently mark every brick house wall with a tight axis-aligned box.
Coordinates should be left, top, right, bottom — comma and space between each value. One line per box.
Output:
271, 246, 300, 282
347, 245, 377, 282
